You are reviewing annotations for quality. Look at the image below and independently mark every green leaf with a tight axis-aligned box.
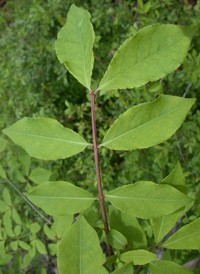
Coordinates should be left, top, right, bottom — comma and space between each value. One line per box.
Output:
44, 224, 56, 240
149, 260, 194, 274
3, 188, 12, 206
36, 239, 47, 254
29, 167, 52, 184
53, 215, 73, 238
151, 203, 192, 243
14, 225, 21, 236
10, 240, 18, 251
55, 4, 95, 90
120, 249, 157, 265
25, 181, 95, 216
98, 24, 195, 92
0, 136, 7, 153
0, 200, 9, 213
12, 208, 22, 225
57, 215, 107, 274
109, 208, 147, 249
163, 217, 200, 249
0, 164, 7, 180
29, 222, 41, 234
18, 240, 30, 251
111, 264, 133, 274
151, 163, 192, 243
100, 95, 195, 150
106, 181, 192, 219
107, 229, 128, 250
3, 118, 89, 160
3, 117, 90, 160
161, 162, 187, 193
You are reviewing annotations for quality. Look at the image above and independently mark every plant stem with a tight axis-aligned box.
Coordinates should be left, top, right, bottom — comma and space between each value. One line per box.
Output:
90, 91, 113, 256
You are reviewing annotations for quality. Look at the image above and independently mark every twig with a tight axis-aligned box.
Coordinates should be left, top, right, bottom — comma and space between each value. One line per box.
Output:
90, 91, 113, 257
6, 178, 52, 225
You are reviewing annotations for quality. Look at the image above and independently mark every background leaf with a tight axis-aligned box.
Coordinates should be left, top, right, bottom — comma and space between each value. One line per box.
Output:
149, 260, 194, 274
111, 264, 133, 274
107, 229, 128, 250
55, 4, 95, 90
106, 181, 192, 219
120, 249, 157, 265
25, 181, 95, 216
3, 117, 90, 160
109, 208, 147, 249
151, 162, 191, 243
57, 215, 107, 274
29, 167, 52, 184
100, 95, 195, 150
163, 217, 200, 249
98, 24, 195, 92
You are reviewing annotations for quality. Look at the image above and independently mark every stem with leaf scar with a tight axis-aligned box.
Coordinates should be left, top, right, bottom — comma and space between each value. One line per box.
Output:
90, 90, 113, 257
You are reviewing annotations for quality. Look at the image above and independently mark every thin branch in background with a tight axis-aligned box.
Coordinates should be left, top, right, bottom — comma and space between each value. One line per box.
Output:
6, 178, 52, 225
174, 134, 185, 162
183, 256, 200, 270
183, 83, 192, 98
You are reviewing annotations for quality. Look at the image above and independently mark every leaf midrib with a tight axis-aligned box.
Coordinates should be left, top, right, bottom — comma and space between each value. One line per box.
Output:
28, 195, 95, 200
106, 195, 187, 203
9, 131, 89, 146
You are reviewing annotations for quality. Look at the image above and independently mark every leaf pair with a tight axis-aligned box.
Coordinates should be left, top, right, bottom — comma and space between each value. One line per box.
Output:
26, 180, 192, 220
2, 94, 195, 160
55, 4, 195, 93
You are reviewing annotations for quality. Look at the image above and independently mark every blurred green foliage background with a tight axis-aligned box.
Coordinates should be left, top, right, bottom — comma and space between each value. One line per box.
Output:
0, 0, 199, 273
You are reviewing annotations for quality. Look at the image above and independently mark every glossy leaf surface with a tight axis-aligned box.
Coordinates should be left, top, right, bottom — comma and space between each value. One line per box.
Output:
100, 95, 195, 150
163, 217, 200, 249
120, 249, 157, 265
57, 216, 107, 274
3, 118, 89, 160
55, 4, 94, 89
149, 260, 193, 274
106, 181, 192, 219
25, 181, 95, 216
98, 24, 195, 92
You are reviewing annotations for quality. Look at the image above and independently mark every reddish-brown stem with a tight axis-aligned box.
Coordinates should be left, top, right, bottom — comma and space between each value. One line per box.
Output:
90, 91, 113, 256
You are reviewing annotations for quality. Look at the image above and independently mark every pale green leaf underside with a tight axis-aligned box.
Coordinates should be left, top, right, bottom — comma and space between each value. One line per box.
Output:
120, 249, 157, 265
100, 95, 195, 150
55, 4, 95, 89
111, 264, 133, 274
98, 24, 195, 92
25, 181, 95, 216
149, 260, 194, 274
3, 117, 90, 160
163, 217, 200, 249
57, 216, 107, 274
106, 181, 192, 219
